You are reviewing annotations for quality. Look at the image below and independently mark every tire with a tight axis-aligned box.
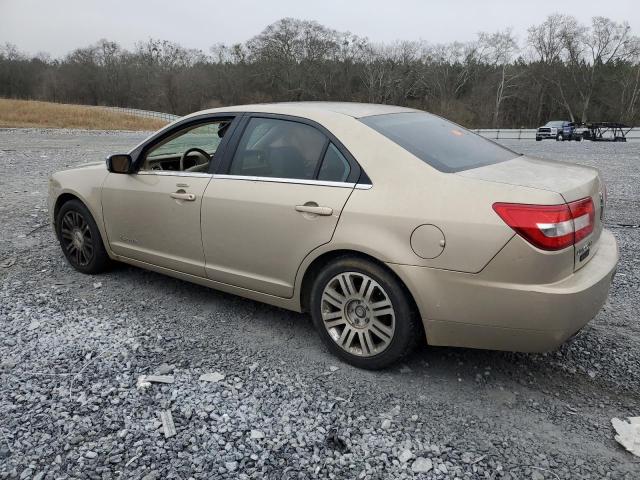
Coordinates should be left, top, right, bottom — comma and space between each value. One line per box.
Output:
56, 199, 111, 274
309, 256, 422, 370
556, 133, 563, 141
535, 137, 542, 141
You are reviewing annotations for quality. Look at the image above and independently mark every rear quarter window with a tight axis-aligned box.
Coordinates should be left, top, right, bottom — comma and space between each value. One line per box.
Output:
360, 112, 518, 173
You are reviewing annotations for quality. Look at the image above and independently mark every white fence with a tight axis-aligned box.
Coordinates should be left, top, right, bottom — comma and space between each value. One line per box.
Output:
474, 128, 640, 141
98, 106, 180, 122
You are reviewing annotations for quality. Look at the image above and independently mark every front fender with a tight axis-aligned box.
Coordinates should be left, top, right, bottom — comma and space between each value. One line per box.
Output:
48, 167, 112, 256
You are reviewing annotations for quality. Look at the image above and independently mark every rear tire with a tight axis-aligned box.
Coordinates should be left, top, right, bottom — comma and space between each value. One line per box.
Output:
56, 199, 111, 274
309, 257, 422, 370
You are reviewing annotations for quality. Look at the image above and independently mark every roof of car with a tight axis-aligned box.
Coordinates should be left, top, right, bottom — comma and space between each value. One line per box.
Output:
199, 102, 420, 119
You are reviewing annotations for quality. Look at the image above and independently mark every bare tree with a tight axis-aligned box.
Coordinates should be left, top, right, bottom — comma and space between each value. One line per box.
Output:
527, 14, 580, 121
478, 29, 522, 127
563, 17, 638, 121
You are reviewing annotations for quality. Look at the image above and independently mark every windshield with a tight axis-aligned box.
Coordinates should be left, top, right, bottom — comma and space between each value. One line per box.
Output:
360, 112, 519, 173
544, 121, 565, 127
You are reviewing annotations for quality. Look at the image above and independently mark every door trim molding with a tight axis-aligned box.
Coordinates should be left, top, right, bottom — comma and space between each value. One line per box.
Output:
212, 174, 372, 189
137, 171, 212, 178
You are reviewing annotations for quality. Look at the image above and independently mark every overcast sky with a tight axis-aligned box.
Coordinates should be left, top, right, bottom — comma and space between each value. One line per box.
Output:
1, 0, 638, 57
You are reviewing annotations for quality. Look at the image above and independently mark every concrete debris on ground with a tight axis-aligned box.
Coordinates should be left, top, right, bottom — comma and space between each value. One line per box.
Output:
159, 410, 176, 438
611, 417, 640, 457
135, 377, 151, 390
142, 375, 174, 384
199, 372, 225, 383
136, 375, 174, 390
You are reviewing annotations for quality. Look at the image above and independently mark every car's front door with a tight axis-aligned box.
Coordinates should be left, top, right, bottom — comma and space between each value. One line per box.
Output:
102, 116, 237, 277
202, 115, 361, 297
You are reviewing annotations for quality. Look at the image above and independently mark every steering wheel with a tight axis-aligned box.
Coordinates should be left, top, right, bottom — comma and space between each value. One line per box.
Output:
180, 148, 210, 171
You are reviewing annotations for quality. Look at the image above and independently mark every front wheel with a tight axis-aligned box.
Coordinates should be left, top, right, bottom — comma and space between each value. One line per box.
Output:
556, 133, 563, 141
56, 199, 111, 274
309, 257, 422, 369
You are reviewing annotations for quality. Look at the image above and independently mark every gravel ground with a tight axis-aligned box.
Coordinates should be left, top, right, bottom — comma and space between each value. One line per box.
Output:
0, 129, 639, 479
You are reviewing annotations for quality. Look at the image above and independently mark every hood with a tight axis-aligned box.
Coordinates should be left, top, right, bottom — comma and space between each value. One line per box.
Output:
66, 161, 107, 172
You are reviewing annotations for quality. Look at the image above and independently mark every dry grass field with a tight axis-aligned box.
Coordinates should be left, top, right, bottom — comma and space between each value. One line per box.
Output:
0, 98, 169, 130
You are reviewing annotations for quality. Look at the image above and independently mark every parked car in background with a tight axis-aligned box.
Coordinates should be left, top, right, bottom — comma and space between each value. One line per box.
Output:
49, 102, 618, 369
537, 120, 587, 141
536, 120, 570, 141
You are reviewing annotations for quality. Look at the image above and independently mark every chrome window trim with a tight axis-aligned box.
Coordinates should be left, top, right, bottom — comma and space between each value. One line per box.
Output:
212, 174, 373, 190
136, 171, 212, 178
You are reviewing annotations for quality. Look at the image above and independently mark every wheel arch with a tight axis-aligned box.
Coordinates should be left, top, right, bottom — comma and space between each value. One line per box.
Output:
52, 188, 112, 257
53, 192, 83, 221
298, 249, 425, 336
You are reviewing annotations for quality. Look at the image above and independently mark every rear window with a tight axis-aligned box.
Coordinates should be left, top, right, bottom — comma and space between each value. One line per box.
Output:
360, 112, 519, 173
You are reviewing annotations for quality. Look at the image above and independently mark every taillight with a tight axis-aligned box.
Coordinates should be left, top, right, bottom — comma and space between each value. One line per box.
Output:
493, 197, 594, 251
568, 197, 595, 242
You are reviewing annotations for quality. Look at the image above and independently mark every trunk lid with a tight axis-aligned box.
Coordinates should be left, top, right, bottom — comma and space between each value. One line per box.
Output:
457, 155, 605, 271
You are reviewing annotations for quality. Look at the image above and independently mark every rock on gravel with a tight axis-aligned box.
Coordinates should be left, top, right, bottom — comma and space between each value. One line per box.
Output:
225, 461, 238, 472
411, 457, 433, 473
398, 449, 413, 463
612, 417, 640, 457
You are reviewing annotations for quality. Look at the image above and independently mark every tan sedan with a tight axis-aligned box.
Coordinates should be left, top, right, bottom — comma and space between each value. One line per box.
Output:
48, 102, 619, 369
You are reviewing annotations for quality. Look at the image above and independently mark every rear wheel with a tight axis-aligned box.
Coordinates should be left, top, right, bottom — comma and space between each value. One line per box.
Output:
309, 257, 421, 370
56, 199, 110, 274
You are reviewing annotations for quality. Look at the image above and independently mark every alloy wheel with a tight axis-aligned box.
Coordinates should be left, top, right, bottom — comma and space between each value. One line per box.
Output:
60, 210, 94, 267
320, 271, 396, 357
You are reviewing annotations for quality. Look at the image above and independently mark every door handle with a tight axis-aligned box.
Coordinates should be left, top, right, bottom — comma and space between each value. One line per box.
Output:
170, 192, 196, 201
295, 204, 333, 216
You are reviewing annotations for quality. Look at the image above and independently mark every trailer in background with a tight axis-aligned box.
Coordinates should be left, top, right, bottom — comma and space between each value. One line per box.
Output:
582, 122, 632, 142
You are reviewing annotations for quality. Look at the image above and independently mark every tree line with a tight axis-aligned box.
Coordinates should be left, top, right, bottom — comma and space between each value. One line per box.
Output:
1, 14, 639, 128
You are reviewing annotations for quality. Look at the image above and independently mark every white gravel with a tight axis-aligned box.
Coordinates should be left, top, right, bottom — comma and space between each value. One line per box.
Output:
0, 129, 639, 479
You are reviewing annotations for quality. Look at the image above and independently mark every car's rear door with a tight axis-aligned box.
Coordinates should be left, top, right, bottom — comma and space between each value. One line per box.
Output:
101, 114, 239, 277
201, 114, 363, 297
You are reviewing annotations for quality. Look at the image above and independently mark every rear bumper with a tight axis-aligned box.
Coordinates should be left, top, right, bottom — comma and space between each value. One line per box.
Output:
389, 229, 619, 352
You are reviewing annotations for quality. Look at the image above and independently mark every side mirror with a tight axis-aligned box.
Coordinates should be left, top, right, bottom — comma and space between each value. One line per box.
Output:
106, 154, 132, 174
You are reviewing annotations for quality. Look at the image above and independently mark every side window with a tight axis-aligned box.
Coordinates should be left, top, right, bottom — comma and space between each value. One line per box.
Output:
142, 119, 232, 172
229, 117, 326, 180
317, 143, 351, 182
